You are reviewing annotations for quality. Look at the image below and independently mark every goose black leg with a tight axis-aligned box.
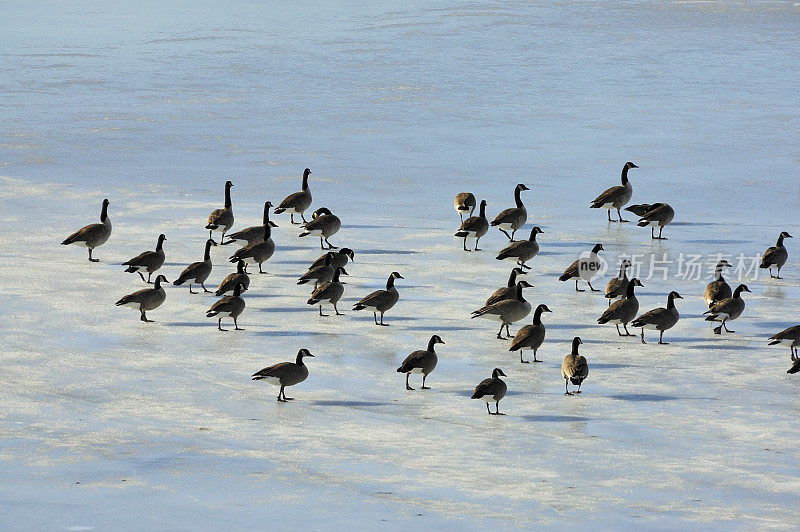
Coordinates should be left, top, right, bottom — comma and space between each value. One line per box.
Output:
520, 351, 529, 364
301, 214, 308, 224
657, 227, 667, 240
723, 319, 734, 333
776, 267, 783, 279
373, 312, 379, 325
607, 209, 613, 222
510, 229, 517, 241
486, 403, 491, 415
208, 229, 213, 240
218, 318, 228, 332
494, 402, 505, 415
189, 284, 197, 294
615, 324, 622, 336
259, 263, 267, 274
334, 303, 343, 316
406, 374, 414, 391
379, 312, 389, 326
640, 328, 647, 344
147, 272, 153, 284
474, 237, 481, 251
318, 305, 328, 317
277, 386, 287, 402
498, 228, 512, 240
623, 324, 635, 336
505, 324, 514, 338
88, 248, 99, 262
618, 208, 628, 222
202, 283, 211, 293
463, 238, 468, 252
325, 238, 337, 249
496, 323, 505, 340
233, 317, 244, 331
421, 374, 430, 390
576, 383, 582, 394
533, 349, 540, 363
651, 227, 655, 239
588, 281, 600, 292
564, 379, 573, 396
319, 237, 324, 250
658, 330, 669, 344
575, 280, 585, 292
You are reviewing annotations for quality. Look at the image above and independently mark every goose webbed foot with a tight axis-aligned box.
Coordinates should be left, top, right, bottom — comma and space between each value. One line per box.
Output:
564, 391, 573, 396
202, 285, 212, 293
234, 327, 244, 331
713, 326, 722, 334
406, 385, 414, 391
89, 258, 100, 262
277, 397, 287, 402
421, 386, 431, 390
378, 322, 390, 326
588, 282, 600, 292
658, 341, 670, 345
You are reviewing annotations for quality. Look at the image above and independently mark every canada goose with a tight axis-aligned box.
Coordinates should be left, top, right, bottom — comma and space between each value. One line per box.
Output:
252, 348, 314, 402
307, 267, 347, 316
509, 304, 551, 363
228, 221, 275, 274
299, 207, 340, 250
605, 259, 632, 306
491, 184, 530, 241
703, 259, 733, 306
636, 203, 674, 239
496, 226, 543, 269
454, 199, 489, 251
353, 272, 403, 325
590, 162, 637, 222
309, 248, 354, 271
222, 201, 278, 246
206, 282, 245, 331
559, 244, 604, 292
471, 368, 507, 415
768, 325, 800, 359
115, 274, 168, 322
624, 203, 657, 217
632, 291, 682, 344
215, 260, 250, 296
122, 233, 166, 283
274, 168, 312, 224
704, 284, 750, 334
206, 180, 234, 241
397, 334, 444, 390
485, 267, 527, 306
598, 278, 643, 336
298, 252, 336, 288
173, 238, 216, 293
760, 231, 792, 278
471, 280, 534, 339
454, 192, 476, 221
61, 198, 111, 262
562, 337, 588, 395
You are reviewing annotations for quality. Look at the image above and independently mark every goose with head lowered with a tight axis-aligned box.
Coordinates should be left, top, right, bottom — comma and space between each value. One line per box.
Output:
215, 260, 250, 296
632, 291, 682, 344
491, 184, 530, 241
252, 349, 314, 402
598, 278, 643, 337
173, 238, 216, 293
353, 271, 403, 326
299, 207, 341, 250
624, 203, 657, 217
509, 304, 551, 363
309, 248, 354, 271
206, 180, 234, 242
298, 252, 338, 288
559, 243, 604, 292
471, 280, 533, 340
61, 198, 111, 262
485, 267, 527, 307
590, 161, 637, 222
471, 368, 508, 415
636, 202, 674, 240
704, 259, 733, 307
703, 284, 750, 334
222, 201, 278, 246
228, 220, 275, 274
206, 282, 245, 331
454, 199, 489, 251
397, 335, 444, 390
454, 192, 476, 222
273, 168, 312, 224
122, 233, 166, 283
115, 274, 168, 323
760, 231, 792, 279
496, 226, 543, 270
307, 267, 347, 316
562, 337, 588, 395
768, 325, 800, 359
605, 259, 632, 306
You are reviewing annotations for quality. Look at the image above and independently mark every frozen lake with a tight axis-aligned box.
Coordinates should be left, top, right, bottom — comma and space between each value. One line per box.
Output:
2, 0, 799, 529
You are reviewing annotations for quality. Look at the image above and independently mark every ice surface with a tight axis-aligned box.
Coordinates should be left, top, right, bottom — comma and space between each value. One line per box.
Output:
1, 0, 800, 529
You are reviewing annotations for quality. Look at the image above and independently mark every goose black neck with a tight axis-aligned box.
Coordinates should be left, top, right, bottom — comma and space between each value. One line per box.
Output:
714, 264, 725, 281
324, 253, 332, 266
236, 261, 245, 273
618, 263, 629, 278
621, 165, 630, 184
154, 277, 163, 289
514, 186, 523, 208
100, 201, 109, 222
331, 268, 342, 282
777, 234, 785, 247
528, 228, 538, 241
224, 183, 232, 208
479, 201, 486, 218
733, 285, 745, 298
515, 283, 526, 301
386, 275, 396, 290
302, 171, 309, 190
233, 283, 242, 297
625, 281, 638, 299
667, 293, 677, 309
295, 353, 306, 365
533, 306, 544, 324
156, 236, 165, 251
204, 240, 213, 260
263, 222, 272, 241
262, 203, 271, 225
571, 338, 581, 356
427, 336, 438, 352
506, 270, 519, 287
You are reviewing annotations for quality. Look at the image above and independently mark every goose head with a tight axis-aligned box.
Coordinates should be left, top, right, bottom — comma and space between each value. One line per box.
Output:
492, 368, 507, 379
298, 348, 314, 359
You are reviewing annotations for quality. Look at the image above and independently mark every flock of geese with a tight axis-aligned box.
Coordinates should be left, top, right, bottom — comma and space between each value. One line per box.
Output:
61, 165, 799, 413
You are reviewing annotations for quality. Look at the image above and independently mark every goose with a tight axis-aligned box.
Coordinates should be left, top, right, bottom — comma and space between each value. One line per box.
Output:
252, 349, 314, 402
605, 259, 632, 306
396, 334, 444, 390
789, 359, 800, 375
636, 202, 674, 240
703, 284, 750, 334
491, 184, 530, 240
624, 203, 657, 217
496, 226, 543, 269
760, 231, 792, 278
206, 282, 245, 331
173, 239, 216, 293
273, 168, 312, 224
228, 221, 275, 274
590, 161, 637, 222
61, 198, 112, 262
768, 325, 800, 359
298, 252, 336, 288
703, 259, 733, 306
299, 207, 341, 250
454, 192, 476, 221
353, 272, 403, 325
559, 244, 604, 292
598, 278, 643, 336
206, 180, 234, 242
222, 201, 278, 246
509, 304, 551, 363
471, 280, 533, 339
309, 248, 354, 271
215, 260, 250, 296
632, 291, 682, 344
122, 233, 166, 283
562, 337, 588, 395
454, 199, 489, 251
485, 267, 527, 306
471, 368, 507, 415
115, 274, 167, 322
307, 267, 348, 316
